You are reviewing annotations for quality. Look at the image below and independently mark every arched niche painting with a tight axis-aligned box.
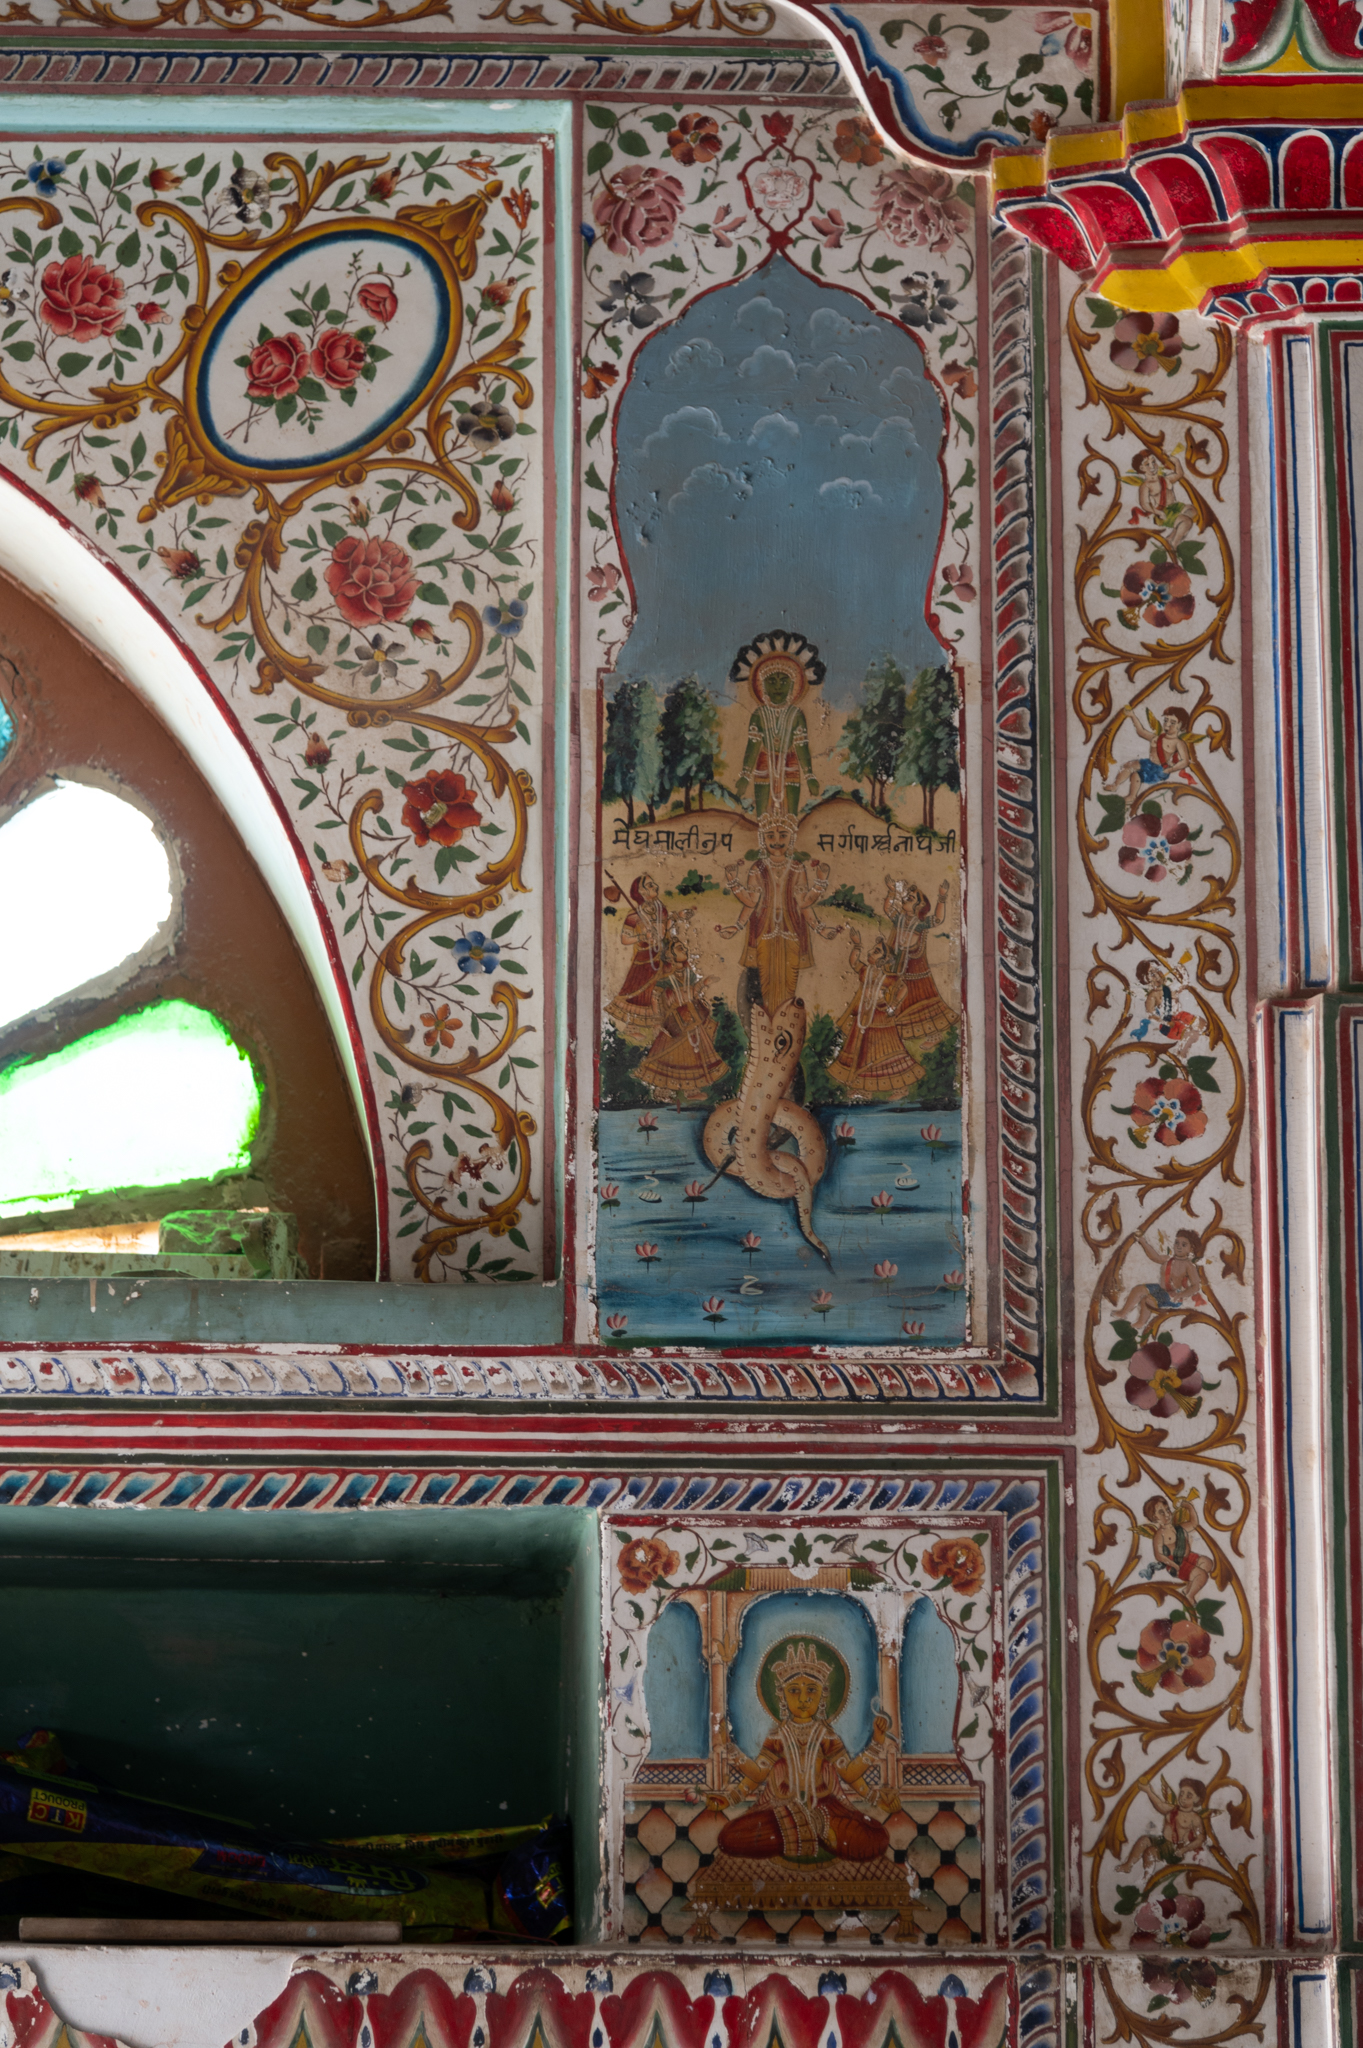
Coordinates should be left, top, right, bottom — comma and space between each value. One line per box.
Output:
614, 1523, 992, 1946
593, 253, 967, 1350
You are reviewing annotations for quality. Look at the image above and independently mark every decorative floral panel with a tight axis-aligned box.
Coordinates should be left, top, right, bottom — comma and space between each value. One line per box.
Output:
0, 130, 553, 1283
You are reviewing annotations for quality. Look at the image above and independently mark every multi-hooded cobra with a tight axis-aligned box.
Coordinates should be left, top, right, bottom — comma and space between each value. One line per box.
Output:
702, 996, 832, 1265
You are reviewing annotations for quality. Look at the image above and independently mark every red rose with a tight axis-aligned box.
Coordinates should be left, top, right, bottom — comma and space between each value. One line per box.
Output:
136, 302, 167, 325
1130, 1075, 1207, 1148
1134, 1617, 1215, 1696
618, 1535, 680, 1594
246, 331, 308, 402
39, 254, 124, 344
157, 547, 202, 581
1119, 557, 1195, 629
1126, 1339, 1203, 1418
872, 163, 971, 254
667, 113, 722, 166
1119, 807, 1195, 882
401, 770, 482, 849
358, 278, 398, 325
325, 534, 417, 628
311, 329, 367, 390
591, 165, 685, 256
922, 1536, 986, 1594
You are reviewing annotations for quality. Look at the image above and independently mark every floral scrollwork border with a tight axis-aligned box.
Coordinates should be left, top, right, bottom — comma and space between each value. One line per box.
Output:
1065, 292, 1259, 1979
50, 0, 778, 35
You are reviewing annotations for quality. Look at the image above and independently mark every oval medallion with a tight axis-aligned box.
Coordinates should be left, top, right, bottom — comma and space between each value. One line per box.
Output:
191, 224, 455, 478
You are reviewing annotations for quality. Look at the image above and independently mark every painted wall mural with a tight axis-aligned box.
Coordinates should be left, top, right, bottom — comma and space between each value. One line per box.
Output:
0, 133, 551, 1282
581, 101, 980, 1352
604, 1495, 1052, 1949
1059, 290, 1262, 1989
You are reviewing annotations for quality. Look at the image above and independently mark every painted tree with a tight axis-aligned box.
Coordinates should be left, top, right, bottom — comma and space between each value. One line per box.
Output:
895, 663, 960, 830
656, 675, 722, 813
602, 678, 662, 828
840, 659, 908, 812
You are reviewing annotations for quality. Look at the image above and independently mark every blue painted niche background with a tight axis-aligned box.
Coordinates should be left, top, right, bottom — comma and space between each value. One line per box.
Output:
611, 254, 947, 702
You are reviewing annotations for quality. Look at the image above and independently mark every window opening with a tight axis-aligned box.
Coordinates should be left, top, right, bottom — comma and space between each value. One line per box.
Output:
0, 999, 262, 1225
0, 779, 174, 1032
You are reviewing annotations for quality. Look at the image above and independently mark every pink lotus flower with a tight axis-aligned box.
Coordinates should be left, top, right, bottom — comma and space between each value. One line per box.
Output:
605, 1312, 629, 1336
921, 1124, 943, 1143
943, 1268, 965, 1289
684, 1179, 707, 1207
635, 1241, 659, 1266
600, 1182, 620, 1208
872, 1191, 894, 1216
835, 1121, 856, 1144
741, 1231, 761, 1264
810, 209, 846, 249
811, 1289, 834, 1315
637, 1112, 659, 1138
701, 1295, 726, 1327
588, 562, 621, 604
874, 1260, 899, 1282
902, 1320, 925, 1337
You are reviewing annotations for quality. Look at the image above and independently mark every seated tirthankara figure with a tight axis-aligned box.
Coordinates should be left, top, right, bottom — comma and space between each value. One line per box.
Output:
717, 1639, 892, 1864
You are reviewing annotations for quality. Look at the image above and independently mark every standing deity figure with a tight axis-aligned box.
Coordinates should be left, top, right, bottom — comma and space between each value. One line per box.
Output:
883, 877, 956, 1044
731, 629, 824, 818
721, 812, 831, 1027
607, 873, 680, 1043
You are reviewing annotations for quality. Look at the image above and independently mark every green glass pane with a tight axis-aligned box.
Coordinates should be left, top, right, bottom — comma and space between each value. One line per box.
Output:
0, 1000, 260, 1219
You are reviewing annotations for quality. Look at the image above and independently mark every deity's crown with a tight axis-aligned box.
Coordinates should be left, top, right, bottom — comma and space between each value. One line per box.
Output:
773, 1640, 831, 1689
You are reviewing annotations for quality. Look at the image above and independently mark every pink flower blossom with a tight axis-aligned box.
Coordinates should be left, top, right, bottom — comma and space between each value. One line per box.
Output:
635, 1241, 659, 1264
592, 165, 685, 255
902, 1320, 926, 1336
943, 1267, 965, 1289
810, 209, 846, 249
871, 1190, 894, 1211
605, 1312, 629, 1335
873, 1260, 899, 1281
711, 203, 746, 249
588, 562, 621, 604
921, 1124, 943, 1142
872, 163, 971, 254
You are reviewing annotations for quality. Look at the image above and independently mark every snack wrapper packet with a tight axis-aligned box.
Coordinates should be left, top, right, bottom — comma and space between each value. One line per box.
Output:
0, 1733, 570, 1940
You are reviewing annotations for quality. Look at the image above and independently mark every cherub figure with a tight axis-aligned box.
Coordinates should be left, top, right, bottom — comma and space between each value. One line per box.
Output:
1118, 1776, 1218, 1875
1127, 444, 1197, 553
1138, 1492, 1213, 1605
1104, 705, 1196, 811
1130, 956, 1207, 1057
1113, 1227, 1209, 1334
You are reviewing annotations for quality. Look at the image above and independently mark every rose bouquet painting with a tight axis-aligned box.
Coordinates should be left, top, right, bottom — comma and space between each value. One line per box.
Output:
231, 257, 396, 441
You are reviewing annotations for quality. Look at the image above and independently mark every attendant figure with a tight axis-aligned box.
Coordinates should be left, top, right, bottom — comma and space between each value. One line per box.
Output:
607, 873, 675, 1044
1118, 1777, 1216, 1875
827, 934, 925, 1099
636, 938, 727, 1103
1105, 706, 1195, 812
1130, 957, 1206, 1055
1114, 1227, 1208, 1333
717, 1640, 891, 1865
1139, 1494, 1213, 1605
884, 878, 956, 1044
1129, 445, 1196, 552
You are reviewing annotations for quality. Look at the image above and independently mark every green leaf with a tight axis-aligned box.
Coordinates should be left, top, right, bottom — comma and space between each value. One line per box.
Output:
965, 25, 990, 50
291, 566, 317, 602
1095, 792, 1127, 836
57, 226, 82, 260
585, 141, 613, 176
115, 229, 141, 268
1085, 295, 1121, 328
491, 911, 521, 938
1187, 1055, 1221, 1094
1196, 1598, 1225, 1637
1108, 1317, 1140, 1362
374, 1054, 397, 1077
407, 522, 445, 551
1015, 49, 1044, 73
1114, 1885, 1142, 1915
5, 341, 34, 363
417, 581, 447, 606
56, 352, 91, 378
306, 624, 330, 655
586, 106, 617, 129
617, 130, 650, 157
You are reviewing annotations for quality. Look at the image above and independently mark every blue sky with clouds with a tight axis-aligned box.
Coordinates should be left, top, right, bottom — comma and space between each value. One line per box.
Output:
611, 254, 947, 706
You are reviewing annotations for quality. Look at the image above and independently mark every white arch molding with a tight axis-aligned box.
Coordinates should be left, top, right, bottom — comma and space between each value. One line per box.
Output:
0, 466, 377, 1185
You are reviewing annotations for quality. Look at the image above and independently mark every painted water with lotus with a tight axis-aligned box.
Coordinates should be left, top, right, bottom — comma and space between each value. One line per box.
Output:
595, 1105, 965, 1347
